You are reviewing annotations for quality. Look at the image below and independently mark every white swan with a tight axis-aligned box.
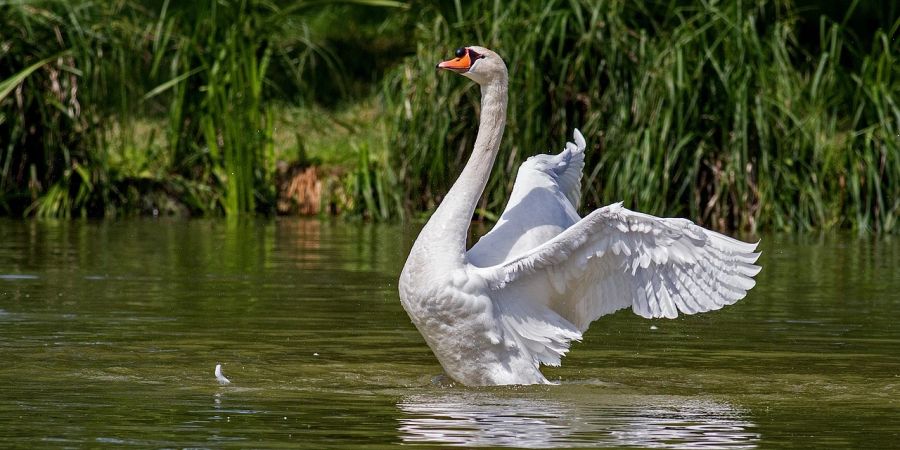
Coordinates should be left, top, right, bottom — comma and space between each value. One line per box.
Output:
398, 46, 761, 386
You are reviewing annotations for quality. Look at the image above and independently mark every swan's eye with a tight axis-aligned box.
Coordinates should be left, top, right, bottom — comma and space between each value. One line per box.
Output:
467, 48, 485, 61
455, 47, 466, 58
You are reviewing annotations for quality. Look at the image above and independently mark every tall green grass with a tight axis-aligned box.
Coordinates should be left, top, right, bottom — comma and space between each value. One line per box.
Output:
0, 0, 403, 217
151, 0, 280, 215
382, 0, 898, 233
1, 2, 103, 217
2, 0, 896, 232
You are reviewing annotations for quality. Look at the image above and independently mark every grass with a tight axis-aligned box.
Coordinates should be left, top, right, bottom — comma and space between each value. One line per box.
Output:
379, 0, 898, 233
1, 0, 897, 232
0, 0, 404, 217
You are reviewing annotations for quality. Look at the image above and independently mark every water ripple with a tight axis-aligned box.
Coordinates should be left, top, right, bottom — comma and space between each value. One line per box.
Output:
0, 274, 39, 280
397, 392, 759, 448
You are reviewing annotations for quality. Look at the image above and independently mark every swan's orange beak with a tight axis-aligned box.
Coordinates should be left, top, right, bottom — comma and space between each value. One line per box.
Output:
437, 51, 473, 73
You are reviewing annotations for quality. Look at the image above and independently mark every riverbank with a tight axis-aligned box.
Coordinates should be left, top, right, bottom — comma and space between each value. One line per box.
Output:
1, 0, 897, 232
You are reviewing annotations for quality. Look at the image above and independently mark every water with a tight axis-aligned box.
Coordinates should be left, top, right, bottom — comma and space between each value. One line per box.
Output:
0, 218, 897, 448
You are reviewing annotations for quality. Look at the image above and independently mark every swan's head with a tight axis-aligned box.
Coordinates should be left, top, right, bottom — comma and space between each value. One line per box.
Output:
437, 46, 507, 85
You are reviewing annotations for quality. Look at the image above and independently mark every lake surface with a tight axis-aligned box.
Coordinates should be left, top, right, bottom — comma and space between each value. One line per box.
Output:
0, 218, 897, 448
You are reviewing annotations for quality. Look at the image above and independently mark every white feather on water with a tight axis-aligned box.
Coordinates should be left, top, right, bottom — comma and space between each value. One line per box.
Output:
215, 364, 231, 385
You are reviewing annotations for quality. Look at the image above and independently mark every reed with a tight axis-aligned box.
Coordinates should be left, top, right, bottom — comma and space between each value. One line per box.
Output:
1, 1, 101, 217
1, 0, 896, 232
381, 0, 898, 232
0, 0, 402, 217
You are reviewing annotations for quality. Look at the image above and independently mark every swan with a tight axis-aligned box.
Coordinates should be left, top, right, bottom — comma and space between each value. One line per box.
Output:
398, 46, 761, 386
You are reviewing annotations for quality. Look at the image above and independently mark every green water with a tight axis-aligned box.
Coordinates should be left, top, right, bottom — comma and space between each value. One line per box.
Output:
0, 219, 897, 448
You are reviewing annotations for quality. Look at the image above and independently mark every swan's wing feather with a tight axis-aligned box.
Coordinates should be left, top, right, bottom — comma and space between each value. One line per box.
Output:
492, 282, 582, 367
479, 203, 761, 333
548, 129, 586, 209
467, 130, 586, 267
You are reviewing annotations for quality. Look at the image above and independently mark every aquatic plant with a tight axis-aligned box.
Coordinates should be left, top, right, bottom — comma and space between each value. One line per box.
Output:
0, 0, 403, 217
382, 0, 899, 233
1, 0, 896, 232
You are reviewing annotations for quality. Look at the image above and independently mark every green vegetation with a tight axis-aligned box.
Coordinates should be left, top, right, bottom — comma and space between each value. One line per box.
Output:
385, 0, 899, 232
1, 0, 898, 232
1, 0, 404, 217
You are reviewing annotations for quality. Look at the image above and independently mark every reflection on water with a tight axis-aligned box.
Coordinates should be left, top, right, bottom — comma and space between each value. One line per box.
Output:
398, 390, 759, 448
0, 220, 897, 448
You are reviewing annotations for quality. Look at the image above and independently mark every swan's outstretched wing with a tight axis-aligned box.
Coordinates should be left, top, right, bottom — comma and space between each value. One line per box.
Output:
477, 203, 761, 336
467, 130, 587, 267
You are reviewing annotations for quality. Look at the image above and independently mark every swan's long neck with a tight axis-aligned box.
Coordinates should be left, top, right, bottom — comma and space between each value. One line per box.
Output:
418, 77, 508, 262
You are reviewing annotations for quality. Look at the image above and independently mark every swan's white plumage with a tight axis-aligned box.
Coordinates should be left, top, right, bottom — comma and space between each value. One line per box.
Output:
467, 130, 586, 267
399, 46, 760, 386
478, 203, 761, 333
